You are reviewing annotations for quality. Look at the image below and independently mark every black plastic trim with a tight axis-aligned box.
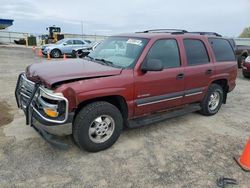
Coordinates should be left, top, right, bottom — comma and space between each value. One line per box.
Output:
136, 88, 204, 106
128, 103, 201, 128
136, 91, 184, 106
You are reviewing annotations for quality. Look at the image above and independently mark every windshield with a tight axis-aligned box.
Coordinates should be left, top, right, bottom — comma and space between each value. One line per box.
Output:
87, 37, 148, 68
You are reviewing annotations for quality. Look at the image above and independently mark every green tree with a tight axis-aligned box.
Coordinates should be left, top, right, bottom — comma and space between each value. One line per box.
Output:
239, 27, 250, 38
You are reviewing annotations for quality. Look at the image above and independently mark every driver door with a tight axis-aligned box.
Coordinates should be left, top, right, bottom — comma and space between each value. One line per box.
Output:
61, 39, 74, 54
134, 39, 185, 116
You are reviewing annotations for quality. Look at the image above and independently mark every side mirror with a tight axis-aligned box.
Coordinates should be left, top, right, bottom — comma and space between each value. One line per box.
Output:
63, 43, 67, 46
141, 59, 164, 72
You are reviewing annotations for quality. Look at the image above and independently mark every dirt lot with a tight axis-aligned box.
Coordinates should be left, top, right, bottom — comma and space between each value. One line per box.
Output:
0, 46, 250, 188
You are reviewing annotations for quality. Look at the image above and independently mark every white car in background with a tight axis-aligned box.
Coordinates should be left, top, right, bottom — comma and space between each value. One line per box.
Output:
41, 38, 91, 58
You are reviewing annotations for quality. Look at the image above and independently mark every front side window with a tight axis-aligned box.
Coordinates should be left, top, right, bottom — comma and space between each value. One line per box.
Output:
74, 40, 85, 45
88, 37, 148, 68
209, 38, 236, 62
66, 40, 73, 45
184, 39, 209, 66
145, 39, 180, 68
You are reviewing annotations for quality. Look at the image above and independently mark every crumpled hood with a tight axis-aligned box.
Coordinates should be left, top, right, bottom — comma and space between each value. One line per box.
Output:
26, 59, 122, 88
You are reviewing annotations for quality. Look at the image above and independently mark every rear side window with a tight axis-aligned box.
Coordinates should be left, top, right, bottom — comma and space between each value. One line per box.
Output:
209, 38, 236, 62
184, 39, 210, 66
146, 39, 180, 68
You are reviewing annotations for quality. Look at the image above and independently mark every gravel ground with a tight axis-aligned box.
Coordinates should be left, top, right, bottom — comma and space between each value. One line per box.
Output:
0, 46, 250, 188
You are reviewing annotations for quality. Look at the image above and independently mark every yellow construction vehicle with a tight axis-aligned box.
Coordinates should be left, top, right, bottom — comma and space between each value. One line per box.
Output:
42, 26, 64, 44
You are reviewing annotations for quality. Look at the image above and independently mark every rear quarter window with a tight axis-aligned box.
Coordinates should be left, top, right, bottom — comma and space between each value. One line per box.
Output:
208, 38, 236, 62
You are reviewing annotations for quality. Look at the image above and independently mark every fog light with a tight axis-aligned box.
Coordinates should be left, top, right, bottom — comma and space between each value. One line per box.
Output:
44, 108, 59, 117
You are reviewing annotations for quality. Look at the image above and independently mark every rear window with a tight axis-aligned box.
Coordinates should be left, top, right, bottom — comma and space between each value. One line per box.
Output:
184, 39, 210, 66
209, 38, 236, 62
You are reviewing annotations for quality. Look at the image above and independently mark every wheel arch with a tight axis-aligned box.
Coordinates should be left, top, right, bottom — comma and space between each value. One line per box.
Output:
211, 79, 228, 104
75, 95, 128, 120
50, 48, 62, 55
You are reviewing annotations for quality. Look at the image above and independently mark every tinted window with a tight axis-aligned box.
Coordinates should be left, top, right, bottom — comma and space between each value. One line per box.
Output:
146, 39, 180, 68
184, 39, 209, 65
209, 38, 236, 62
74, 40, 85, 45
66, 40, 73, 45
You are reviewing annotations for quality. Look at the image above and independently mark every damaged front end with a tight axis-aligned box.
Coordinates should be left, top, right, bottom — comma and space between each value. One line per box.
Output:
15, 73, 73, 148
15, 73, 69, 125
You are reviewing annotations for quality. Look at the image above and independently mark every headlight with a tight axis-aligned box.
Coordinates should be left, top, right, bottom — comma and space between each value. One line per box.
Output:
35, 87, 68, 120
45, 47, 52, 53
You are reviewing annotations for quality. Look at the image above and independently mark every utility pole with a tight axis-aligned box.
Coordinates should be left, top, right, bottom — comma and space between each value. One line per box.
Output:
81, 20, 84, 40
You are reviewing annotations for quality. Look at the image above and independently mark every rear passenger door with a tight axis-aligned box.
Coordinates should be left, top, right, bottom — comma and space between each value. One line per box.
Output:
182, 38, 214, 105
134, 39, 185, 116
208, 38, 236, 79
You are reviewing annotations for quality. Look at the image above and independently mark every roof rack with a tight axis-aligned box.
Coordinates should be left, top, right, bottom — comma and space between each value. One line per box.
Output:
188, 32, 222, 37
139, 29, 188, 34
136, 29, 222, 37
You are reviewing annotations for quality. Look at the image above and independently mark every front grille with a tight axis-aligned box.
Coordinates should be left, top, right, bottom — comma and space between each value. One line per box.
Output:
17, 74, 35, 108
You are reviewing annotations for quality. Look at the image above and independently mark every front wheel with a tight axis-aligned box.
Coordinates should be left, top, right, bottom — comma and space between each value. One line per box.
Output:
73, 101, 123, 152
200, 84, 224, 116
51, 49, 61, 58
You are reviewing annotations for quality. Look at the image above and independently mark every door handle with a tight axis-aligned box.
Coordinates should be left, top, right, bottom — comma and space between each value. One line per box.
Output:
206, 69, 213, 75
176, 73, 185, 80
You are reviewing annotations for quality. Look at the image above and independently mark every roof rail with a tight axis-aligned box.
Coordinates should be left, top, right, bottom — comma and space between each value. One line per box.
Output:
139, 29, 188, 33
188, 32, 222, 37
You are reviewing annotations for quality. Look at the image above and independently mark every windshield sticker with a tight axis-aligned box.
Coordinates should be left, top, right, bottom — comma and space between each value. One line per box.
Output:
127, 39, 143, 46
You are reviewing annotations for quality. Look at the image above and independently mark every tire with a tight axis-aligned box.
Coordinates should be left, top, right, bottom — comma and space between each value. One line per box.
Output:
200, 84, 224, 116
73, 101, 123, 152
238, 55, 247, 68
76, 50, 83, 58
51, 49, 61, 58
243, 71, 250, 78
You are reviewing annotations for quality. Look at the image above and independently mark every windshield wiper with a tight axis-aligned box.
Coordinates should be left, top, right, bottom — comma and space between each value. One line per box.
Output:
85, 55, 94, 60
94, 58, 114, 66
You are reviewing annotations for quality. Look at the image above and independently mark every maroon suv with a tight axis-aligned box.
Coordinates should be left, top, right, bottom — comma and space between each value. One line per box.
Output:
15, 30, 237, 152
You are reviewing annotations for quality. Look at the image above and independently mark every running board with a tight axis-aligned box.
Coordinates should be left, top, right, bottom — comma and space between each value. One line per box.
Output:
127, 104, 201, 128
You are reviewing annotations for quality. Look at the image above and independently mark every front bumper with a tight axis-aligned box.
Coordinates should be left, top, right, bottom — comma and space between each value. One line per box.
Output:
32, 112, 73, 136
15, 73, 73, 136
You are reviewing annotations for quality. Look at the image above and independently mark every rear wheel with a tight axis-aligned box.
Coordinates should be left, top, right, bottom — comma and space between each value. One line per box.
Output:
73, 101, 123, 152
238, 55, 247, 68
200, 84, 224, 116
243, 71, 250, 78
51, 49, 61, 58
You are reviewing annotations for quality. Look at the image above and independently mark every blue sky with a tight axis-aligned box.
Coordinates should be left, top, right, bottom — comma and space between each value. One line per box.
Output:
1, 0, 250, 37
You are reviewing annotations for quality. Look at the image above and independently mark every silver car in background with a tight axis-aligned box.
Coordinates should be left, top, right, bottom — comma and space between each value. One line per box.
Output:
41, 38, 91, 58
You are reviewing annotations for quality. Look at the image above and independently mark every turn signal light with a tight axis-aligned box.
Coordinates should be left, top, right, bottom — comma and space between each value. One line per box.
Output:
44, 108, 59, 118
